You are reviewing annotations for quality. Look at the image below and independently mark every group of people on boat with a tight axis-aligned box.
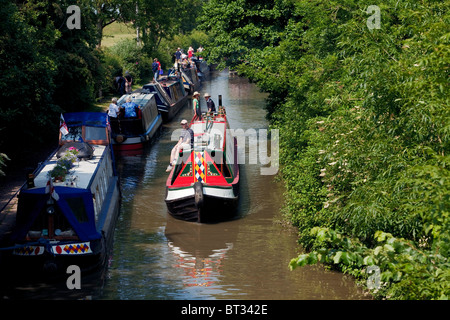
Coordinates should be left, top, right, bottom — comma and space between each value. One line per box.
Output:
192, 91, 216, 120
174, 46, 204, 70
108, 96, 139, 119
165, 91, 216, 172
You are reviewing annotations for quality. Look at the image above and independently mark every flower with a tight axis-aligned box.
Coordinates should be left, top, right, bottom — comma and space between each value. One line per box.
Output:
48, 147, 79, 181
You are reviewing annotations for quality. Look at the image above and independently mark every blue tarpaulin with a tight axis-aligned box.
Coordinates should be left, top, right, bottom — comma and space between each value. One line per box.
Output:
64, 112, 108, 128
11, 186, 101, 242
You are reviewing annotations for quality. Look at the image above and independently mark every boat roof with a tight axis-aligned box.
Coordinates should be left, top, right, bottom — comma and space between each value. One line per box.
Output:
33, 145, 107, 190
190, 117, 227, 151
117, 92, 155, 108
64, 112, 108, 128
143, 76, 181, 88
61, 112, 110, 146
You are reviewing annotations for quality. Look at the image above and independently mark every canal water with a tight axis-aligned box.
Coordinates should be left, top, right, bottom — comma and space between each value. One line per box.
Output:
0, 69, 367, 300
101, 69, 366, 300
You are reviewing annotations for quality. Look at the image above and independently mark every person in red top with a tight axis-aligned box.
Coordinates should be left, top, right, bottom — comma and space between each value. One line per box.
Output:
157, 59, 162, 76
188, 46, 194, 59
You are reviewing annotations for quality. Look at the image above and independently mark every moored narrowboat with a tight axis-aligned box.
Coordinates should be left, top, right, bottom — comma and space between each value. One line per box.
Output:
165, 104, 239, 223
2, 112, 120, 276
142, 75, 188, 122
192, 57, 210, 78
180, 64, 201, 94
110, 91, 162, 151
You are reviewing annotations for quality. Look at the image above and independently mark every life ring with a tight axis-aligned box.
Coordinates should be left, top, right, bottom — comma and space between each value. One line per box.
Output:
115, 134, 125, 143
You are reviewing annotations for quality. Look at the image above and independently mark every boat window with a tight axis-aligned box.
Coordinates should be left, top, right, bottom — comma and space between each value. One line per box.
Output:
61, 126, 82, 142
65, 197, 89, 223
85, 126, 107, 141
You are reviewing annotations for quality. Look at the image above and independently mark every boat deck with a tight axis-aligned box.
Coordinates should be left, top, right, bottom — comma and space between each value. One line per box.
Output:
33, 145, 106, 190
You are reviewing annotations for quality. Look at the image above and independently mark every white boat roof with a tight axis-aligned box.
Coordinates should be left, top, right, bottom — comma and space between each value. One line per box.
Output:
33, 145, 107, 190
191, 119, 227, 151
117, 92, 155, 107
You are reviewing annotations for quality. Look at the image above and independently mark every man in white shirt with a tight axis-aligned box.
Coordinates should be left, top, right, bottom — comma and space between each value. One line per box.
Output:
166, 119, 194, 172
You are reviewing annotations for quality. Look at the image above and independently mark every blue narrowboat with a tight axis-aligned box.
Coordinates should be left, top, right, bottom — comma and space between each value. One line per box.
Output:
3, 112, 121, 275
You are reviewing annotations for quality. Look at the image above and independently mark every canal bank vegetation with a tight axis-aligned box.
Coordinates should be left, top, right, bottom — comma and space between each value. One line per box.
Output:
199, 0, 449, 299
0, 0, 207, 169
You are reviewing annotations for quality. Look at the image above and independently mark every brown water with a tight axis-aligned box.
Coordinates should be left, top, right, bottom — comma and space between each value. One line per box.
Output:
100, 70, 367, 300
0, 70, 367, 300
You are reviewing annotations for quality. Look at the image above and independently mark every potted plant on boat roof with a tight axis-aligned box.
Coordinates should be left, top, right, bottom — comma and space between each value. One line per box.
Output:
48, 147, 79, 182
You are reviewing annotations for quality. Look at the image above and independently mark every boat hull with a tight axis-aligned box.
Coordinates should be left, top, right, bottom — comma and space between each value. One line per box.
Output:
112, 115, 162, 151
159, 97, 188, 122
165, 183, 239, 223
1, 175, 120, 278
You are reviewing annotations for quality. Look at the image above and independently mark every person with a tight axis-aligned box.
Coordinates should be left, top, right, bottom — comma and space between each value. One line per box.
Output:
192, 91, 201, 120
125, 71, 133, 94
122, 96, 139, 118
188, 46, 194, 59
152, 58, 160, 81
197, 46, 204, 59
181, 50, 187, 61
115, 74, 125, 95
157, 59, 162, 77
175, 48, 182, 64
108, 98, 120, 118
204, 93, 216, 113
166, 119, 194, 172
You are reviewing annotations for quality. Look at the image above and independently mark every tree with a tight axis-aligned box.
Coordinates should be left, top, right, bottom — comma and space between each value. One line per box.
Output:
0, 0, 60, 159
198, 0, 298, 68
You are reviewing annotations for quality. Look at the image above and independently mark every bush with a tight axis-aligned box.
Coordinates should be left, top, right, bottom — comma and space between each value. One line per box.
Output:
108, 38, 153, 83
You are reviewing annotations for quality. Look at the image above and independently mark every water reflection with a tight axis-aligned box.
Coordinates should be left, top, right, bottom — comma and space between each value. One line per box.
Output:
165, 218, 236, 289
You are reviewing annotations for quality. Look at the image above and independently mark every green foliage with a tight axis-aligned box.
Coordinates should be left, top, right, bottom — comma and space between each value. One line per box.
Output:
48, 147, 79, 181
0, 153, 10, 176
198, 0, 299, 68
157, 30, 211, 68
289, 228, 450, 300
0, 0, 60, 158
199, 0, 450, 299
107, 39, 153, 83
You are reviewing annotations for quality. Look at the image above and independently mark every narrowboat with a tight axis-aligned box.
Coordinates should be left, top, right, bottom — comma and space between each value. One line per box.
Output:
142, 75, 188, 122
3, 112, 120, 276
165, 103, 239, 223
192, 57, 210, 77
110, 91, 162, 151
179, 64, 201, 94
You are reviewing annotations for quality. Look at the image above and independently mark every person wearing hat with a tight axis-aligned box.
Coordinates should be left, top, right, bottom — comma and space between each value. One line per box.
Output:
166, 119, 194, 172
192, 91, 201, 120
204, 93, 216, 113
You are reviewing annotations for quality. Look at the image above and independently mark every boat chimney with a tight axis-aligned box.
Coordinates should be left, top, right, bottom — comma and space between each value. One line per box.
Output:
218, 95, 222, 107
